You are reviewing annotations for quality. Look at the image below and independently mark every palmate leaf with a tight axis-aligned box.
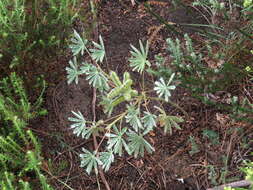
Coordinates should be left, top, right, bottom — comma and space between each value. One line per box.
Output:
105, 126, 130, 156
127, 131, 155, 158
90, 35, 106, 63
80, 62, 93, 74
129, 40, 150, 73
69, 30, 88, 56
80, 148, 102, 175
202, 129, 219, 145
85, 65, 109, 91
125, 104, 143, 132
66, 57, 83, 84
100, 150, 114, 172
156, 107, 184, 134
142, 111, 157, 134
100, 96, 114, 116
68, 111, 87, 138
154, 73, 176, 102
160, 115, 183, 134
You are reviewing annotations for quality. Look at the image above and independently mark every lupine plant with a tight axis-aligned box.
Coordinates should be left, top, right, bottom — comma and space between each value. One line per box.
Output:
66, 30, 185, 175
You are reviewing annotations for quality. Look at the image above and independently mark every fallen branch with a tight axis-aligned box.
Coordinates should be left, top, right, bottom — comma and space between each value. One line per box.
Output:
206, 180, 252, 190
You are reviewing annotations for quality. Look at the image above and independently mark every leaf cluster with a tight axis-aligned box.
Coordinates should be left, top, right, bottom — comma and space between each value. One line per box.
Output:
66, 30, 185, 175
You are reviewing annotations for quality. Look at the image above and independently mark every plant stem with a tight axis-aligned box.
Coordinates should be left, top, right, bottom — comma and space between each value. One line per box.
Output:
167, 99, 189, 119
90, 3, 111, 188
92, 87, 111, 190
149, 96, 189, 119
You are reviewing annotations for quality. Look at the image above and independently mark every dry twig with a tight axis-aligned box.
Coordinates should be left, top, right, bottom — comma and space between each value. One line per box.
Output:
206, 180, 252, 190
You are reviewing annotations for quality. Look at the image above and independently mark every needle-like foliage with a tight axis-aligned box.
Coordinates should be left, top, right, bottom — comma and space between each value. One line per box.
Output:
166, 38, 183, 65
0, 73, 51, 189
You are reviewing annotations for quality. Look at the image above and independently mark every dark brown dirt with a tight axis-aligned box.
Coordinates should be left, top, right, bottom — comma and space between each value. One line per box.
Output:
25, 1, 253, 190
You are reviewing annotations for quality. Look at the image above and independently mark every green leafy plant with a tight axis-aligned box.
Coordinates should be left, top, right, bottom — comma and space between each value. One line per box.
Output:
188, 136, 200, 156
224, 161, 253, 190
0, 0, 83, 69
154, 74, 176, 102
243, 0, 253, 7
90, 35, 106, 63
129, 40, 150, 73
66, 30, 186, 175
0, 73, 51, 189
79, 148, 102, 175
150, 33, 253, 124
202, 129, 220, 145
69, 29, 89, 56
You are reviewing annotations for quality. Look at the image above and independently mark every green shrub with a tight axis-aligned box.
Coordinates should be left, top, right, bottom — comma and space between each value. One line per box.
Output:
0, 73, 52, 189
224, 161, 253, 190
148, 30, 253, 122
0, 0, 82, 69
